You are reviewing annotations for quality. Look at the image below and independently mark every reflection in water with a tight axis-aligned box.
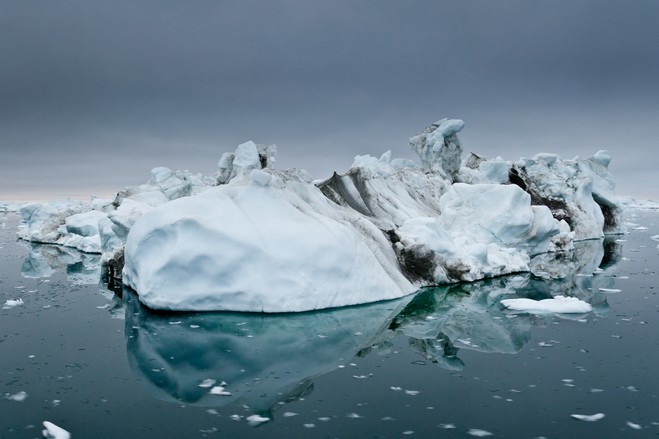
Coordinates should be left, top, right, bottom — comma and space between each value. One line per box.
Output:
19, 241, 123, 317
123, 237, 623, 417
123, 291, 412, 416
393, 237, 623, 369
21, 242, 102, 285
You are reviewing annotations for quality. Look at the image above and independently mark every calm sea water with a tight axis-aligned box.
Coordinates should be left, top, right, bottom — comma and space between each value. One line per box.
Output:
1, 210, 657, 438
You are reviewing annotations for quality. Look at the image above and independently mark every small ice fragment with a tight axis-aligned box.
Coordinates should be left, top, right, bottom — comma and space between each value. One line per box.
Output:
347, 413, 361, 419
381, 416, 395, 421
210, 386, 231, 396
538, 341, 553, 347
230, 414, 241, 421
3, 298, 24, 309
353, 375, 368, 379
593, 268, 604, 274
198, 379, 216, 388
632, 226, 648, 231
5, 391, 27, 402
425, 315, 437, 320
571, 413, 605, 422
598, 288, 621, 293
440, 424, 456, 429
168, 321, 182, 325
246, 414, 270, 426
42, 421, 71, 439
318, 417, 331, 422
283, 412, 297, 417
468, 428, 493, 436
403, 431, 414, 435
52, 400, 61, 406
303, 424, 315, 428
390, 386, 402, 391
189, 325, 200, 329
95, 304, 110, 309
405, 390, 420, 396
589, 388, 605, 393
206, 409, 218, 415
502, 295, 592, 314
625, 385, 639, 392
626, 421, 642, 430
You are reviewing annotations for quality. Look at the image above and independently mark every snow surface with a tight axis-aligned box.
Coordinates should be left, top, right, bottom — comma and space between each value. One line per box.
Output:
122, 168, 414, 312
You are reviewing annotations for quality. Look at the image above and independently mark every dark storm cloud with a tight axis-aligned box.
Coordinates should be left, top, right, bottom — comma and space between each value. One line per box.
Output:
1, 0, 658, 199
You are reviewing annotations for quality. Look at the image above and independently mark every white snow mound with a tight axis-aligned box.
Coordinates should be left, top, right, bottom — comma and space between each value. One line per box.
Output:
123, 169, 414, 312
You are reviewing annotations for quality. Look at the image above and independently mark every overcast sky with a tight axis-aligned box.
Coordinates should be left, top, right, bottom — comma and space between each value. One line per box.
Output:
1, 0, 658, 201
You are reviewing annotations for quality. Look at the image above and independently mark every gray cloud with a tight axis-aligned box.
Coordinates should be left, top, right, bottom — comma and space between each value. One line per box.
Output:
1, 0, 658, 200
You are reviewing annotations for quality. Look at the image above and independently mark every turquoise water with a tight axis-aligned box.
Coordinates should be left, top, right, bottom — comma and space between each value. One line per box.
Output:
1, 210, 657, 438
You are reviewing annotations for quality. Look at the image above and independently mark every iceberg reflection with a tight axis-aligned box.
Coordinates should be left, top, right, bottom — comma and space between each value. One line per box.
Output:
392, 237, 623, 369
20, 242, 102, 285
123, 291, 412, 415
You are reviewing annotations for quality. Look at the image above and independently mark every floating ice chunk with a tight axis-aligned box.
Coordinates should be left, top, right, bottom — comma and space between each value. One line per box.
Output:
42, 421, 71, 439
626, 421, 642, 430
283, 412, 298, 417
5, 391, 27, 402
570, 413, 605, 422
198, 379, 216, 388
246, 414, 270, 426
209, 386, 231, 396
650, 235, 659, 241
501, 296, 592, 314
598, 288, 621, 293
3, 298, 24, 309
467, 428, 493, 436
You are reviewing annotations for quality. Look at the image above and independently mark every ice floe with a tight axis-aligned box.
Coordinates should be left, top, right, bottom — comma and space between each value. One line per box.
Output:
41, 421, 71, 439
570, 413, 605, 422
500, 296, 592, 314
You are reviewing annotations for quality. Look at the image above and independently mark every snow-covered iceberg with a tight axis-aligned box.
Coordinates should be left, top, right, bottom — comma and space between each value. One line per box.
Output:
122, 120, 623, 312
15, 118, 626, 313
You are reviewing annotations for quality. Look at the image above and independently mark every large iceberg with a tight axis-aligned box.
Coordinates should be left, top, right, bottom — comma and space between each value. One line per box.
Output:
15, 118, 625, 312
120, 119, 624, 312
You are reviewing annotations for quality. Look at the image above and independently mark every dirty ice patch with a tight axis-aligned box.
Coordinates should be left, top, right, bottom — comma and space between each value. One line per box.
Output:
501, 296, 592, 314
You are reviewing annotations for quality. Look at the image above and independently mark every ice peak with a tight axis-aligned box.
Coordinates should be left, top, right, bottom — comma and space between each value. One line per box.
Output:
216, 141, 277, 184
409, 118, 464, 182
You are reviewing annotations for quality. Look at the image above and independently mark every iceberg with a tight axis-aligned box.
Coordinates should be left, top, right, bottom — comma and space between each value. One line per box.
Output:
15, 118, 626, 312
122, 119, 623, 312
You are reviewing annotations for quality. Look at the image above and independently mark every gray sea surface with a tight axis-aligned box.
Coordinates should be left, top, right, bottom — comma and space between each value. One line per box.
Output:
1, 209, 658, 438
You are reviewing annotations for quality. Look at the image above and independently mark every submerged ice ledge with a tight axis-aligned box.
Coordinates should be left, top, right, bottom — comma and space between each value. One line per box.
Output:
17, 119, 625, 312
